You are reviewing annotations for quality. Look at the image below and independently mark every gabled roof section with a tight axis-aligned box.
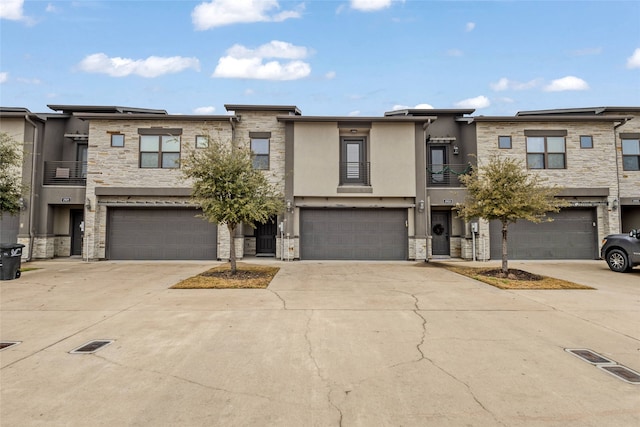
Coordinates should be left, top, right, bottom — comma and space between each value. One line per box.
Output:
225, 104, 302, 115
385, 108, 475, 117
47, 105, 167, 115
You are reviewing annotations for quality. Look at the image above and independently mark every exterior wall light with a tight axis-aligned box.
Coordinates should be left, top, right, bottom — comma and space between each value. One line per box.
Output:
418, 200, 425, 212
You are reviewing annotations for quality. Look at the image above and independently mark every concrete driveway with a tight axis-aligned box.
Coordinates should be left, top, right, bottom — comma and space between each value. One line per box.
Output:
1, 259, 639, 426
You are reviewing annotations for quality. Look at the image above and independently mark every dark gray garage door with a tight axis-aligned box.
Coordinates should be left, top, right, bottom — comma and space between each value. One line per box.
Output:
300, 208, 407, 260
489, 208, 597, 260
108, 208, 217, 260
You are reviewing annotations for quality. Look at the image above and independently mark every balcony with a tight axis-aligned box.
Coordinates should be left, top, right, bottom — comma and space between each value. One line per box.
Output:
340, 162, 371, 186
428, 163, 471, 186
43, 161, 86, 186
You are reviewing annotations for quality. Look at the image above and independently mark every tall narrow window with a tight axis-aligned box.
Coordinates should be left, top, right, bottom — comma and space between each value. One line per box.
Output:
622, 138, 640, 171
340, 137, 368, 185
429, 146, 447, 184
251, 138, 270, 170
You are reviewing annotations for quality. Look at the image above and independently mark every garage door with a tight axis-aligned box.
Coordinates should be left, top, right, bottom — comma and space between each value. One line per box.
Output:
300, 208, 408, 260
108, 208, 217, 260
489, 208, 597, 260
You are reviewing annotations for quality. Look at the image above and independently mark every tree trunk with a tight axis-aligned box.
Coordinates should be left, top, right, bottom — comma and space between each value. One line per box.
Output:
501, 221, 508, 275
228, 223, 237, 275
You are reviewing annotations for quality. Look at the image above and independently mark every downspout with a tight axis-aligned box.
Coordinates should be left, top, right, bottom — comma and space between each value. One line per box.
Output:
24, 114, 38, 261
423, 119, 432, 261
612, 118, 630, 232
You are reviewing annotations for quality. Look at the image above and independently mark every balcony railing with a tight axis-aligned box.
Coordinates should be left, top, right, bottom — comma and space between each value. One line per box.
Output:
43, 161, 87, 186
427, 163, 472, 186
340, 162, 371, 186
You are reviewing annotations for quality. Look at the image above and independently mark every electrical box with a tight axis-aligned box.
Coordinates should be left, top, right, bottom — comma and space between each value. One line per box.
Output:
471, 222, 479, 233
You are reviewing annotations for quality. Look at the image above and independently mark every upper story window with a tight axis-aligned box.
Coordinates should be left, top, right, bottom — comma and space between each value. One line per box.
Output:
195, 135, 209, 149
138, 128, 182, 169
111, 134, 124, 147
580, 135, 593, 149
622, 137, 640, 171
249, 132, 271, 170
340, 136, 369, 185
525, 130, 567, 169
498, 136, 512, 149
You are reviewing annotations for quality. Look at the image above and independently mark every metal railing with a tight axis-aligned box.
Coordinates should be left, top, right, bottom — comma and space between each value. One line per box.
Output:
43, 161, 87, 186
340, 162, 371, 186
427, 163, 472, 186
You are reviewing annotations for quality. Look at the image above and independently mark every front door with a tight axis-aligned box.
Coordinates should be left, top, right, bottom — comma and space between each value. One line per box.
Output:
255, 217, 277, 256
71, 209, 84, 256
431, 211, 450, 256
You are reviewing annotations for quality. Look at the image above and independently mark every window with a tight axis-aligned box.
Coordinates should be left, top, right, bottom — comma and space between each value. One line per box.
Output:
195, 135, 209, 149
498, 136, 512, 149
340, 137, 368, 185
622, 138, 640, 171
139, 135, 181, 168
526, 136, 565, 169
580, 135, 593, 149
111, 134, 124, 147
251, 138, 270, 169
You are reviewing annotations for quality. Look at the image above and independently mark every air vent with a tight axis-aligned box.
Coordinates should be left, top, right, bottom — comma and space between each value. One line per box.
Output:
0, 341, 21, 351
70, 340, 114, 354
565, 349, 614, 364
599, 365, 640, 385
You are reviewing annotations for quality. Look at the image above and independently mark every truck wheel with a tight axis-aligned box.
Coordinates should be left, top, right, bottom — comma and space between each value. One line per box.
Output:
606, 249, 630, 273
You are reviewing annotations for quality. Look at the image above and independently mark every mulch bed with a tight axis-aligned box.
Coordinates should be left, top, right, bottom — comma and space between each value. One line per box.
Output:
479, 269, 543, 281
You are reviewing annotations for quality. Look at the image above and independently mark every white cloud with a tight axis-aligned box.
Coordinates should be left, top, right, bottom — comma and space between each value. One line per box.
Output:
0, 0, 24, 20
16, 77, 41, 84
391, 103, 434, 111
465, 22, 475, 32
213, 41, 311, 80
626, 48, 640, 69
46, 3, 58, 13
446, 49, 463, 57
77, 53, 200, 78
490, 77, 541, 91
544, 76, 589, 92
350, 0, 404, 12
0, 72, 8, 83
454, 95, 490, 109
192, 0, 303, 30
193, 106, 216, 114
348, 110, 361, 116
244, 88, 255, 95
414, 103, 434, 109
325, 71, 336, 79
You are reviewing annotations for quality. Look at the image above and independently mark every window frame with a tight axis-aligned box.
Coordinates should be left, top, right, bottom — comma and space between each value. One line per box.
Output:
138, 134, 182, 169
195, 135, 209, 149
526, 135, 566, 170
498, 136, 512, 149
250, 137, 270, 170
110, 133, 125, 147
621, 138, 640, 171
340, 136, 368, 185
580, 135, 593, 149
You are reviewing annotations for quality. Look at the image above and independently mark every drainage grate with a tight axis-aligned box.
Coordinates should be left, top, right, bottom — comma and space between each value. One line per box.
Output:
0, 341, 21, 351
599, 365, 640, 385
70, 340, 114, 354
565, 348, 614, 365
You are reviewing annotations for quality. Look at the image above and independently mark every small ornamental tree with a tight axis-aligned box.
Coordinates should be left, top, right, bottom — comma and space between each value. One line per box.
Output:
457, 156, 567, 276
0, 132, 23, 217
181, 139, 284, 274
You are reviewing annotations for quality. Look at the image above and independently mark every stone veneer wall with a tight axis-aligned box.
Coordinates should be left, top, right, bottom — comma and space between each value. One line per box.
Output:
476, 120, 621, 258
616, 113, 640, 199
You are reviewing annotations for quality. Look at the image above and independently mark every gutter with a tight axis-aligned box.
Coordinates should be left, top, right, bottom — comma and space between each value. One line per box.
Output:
23, 114, 38, 262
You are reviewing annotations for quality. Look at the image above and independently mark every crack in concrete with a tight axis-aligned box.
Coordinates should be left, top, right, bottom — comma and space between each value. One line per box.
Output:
304, 311, 344, 427
268, 289, 287, 310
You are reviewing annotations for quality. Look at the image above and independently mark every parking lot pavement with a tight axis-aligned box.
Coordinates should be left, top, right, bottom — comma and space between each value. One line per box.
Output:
1, 259, 639, 426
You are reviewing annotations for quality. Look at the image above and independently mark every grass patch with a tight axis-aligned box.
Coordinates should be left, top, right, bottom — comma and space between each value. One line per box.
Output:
434, 263, 594, 290
171, 262, 280, 289
20, 267, 40, 272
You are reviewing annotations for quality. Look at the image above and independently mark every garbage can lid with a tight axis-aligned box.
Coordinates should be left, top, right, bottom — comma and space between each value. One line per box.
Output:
0, 243, 26, 249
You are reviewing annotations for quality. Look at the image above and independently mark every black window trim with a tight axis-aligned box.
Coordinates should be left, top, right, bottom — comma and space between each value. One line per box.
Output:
580, 135, 594, 149
621, 137, 640, 171
138, 134, 182, 169
526, 135, 566, 170
498, 135, 512, 149
340, 136, 369, 185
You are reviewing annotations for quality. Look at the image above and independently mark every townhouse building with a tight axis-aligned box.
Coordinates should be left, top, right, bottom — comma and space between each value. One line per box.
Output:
1, 104, 637, 263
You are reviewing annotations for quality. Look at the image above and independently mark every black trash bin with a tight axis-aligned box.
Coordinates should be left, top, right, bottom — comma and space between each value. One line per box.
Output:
0, 243, 26, 280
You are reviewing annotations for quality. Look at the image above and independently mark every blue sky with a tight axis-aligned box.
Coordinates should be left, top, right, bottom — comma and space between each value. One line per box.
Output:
1, 0, 639, 116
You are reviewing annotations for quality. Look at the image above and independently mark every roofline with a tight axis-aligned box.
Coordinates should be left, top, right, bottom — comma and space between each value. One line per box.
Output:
0, 107, 46, 122
276, 115, 438, 123
73, 112, 239, 121
47, 105, 167, 115
517, 106, 640, 116
225, 104, 302, 115
385, 108, 475, 116
473, 115, 632, 122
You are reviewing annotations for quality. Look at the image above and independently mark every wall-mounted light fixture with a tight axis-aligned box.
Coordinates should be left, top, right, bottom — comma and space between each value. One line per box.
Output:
18, 197, 26, 210
85, 198, 91, 210
453, 145, 459, 155
611, 199, 618, 211
418, 200, 425, 212
286, 199, 293, 212
350, 129, 357, 134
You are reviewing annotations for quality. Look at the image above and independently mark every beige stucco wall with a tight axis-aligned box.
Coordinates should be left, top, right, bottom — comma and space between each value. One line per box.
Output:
293, 122, 416, 197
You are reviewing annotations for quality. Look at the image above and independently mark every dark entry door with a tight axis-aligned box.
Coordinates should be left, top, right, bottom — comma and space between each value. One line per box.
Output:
256, 217, 277, 256
431, 211, 450, 255
71, 209, 84, 256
